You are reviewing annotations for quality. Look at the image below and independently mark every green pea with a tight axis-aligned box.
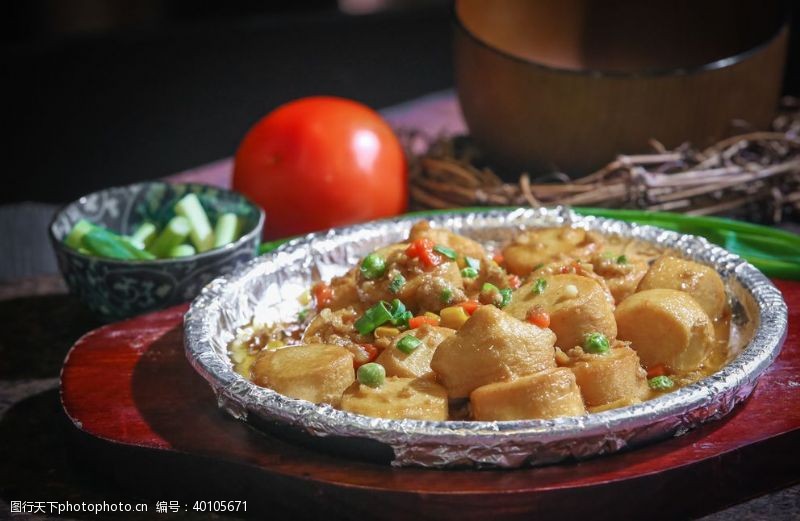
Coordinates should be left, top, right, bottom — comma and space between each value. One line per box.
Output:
482, 282, 499, 293
360, 253, 386, 280
357, 363, 386, 388
583, 332, 610, 354
461, 267, 479, 278
440, 287, 453, 304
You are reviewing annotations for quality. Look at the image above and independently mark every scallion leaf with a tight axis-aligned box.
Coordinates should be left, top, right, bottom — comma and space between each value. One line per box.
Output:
355, 301, 394, 335
465, 256, 481, 270
433, 245, 457, 260
396, 335, 422, 354
498, 288, 512, 308
532, 278, 547, 295
389, 274, 406, 294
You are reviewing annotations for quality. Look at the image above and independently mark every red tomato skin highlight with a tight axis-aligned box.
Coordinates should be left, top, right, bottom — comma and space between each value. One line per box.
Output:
233, 97, 407, 239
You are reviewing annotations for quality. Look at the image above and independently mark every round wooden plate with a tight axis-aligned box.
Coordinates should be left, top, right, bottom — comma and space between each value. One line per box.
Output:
60, 280, 800, 520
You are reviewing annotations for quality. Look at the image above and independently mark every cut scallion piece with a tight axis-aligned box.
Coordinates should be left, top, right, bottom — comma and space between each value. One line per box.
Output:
355, 301, 394, 335
64, 219, 95, 250
465, 256, 480, 270
396, 335, 422, 354
433, 245, 457, 260
130, 222, 157, 249
148, 216, 191, 258
168, 244, 196, 258
532, 278, 547, 295
81, 227, 138, 260
389, 274, 406, 294
174, 193, 215, 253
120, 237, 156, 260
213, 213, 240, 248
498, 288, 512, 308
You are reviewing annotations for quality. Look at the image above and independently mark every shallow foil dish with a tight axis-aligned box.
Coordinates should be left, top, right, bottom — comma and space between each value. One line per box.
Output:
184, 207, 788, 468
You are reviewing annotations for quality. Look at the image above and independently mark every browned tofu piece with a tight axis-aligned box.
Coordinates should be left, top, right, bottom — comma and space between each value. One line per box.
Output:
375, 325, 455, 378
302, 306, 379, 366
354, 243, 412, 305
505, 273, 617, 350
615, 289, 715, 372
399, 261, 466, 313
340, 376, 448, 420
430, 305, 556, 398
503, 227, 599, 276
470, 368, 586, 420
589, 255, 649, 303
252, 344, 355, 406
325, 269, 361, 310
566, 343, 649, 408
637, 256, 727, 320
408, 220, 486, 259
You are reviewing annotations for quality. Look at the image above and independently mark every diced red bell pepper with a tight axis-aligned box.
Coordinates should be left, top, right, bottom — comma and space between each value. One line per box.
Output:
458, 300, 480, 315
507, 274, 521, 289
353, 343, 379, 368
312, 281, 333, 310
409, 315, 439, 329
526, 307, 550, 328
406, 238, 441, 269
647, 364, 667, 378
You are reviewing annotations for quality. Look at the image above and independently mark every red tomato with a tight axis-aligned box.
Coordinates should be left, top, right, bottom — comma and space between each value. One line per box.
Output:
233, 96, 407, 239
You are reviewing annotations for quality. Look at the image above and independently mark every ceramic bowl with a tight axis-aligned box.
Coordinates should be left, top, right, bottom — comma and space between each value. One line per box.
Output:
49, 182, 264, 321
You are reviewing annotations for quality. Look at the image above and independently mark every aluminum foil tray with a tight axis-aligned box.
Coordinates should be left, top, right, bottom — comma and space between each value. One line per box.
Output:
184, 207, 788, 468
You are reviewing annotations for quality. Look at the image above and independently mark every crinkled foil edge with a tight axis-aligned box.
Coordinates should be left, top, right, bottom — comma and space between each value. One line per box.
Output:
184, 207, 788, 468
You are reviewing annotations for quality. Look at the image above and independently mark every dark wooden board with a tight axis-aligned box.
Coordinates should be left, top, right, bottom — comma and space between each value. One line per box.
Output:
60, 280, 800, 520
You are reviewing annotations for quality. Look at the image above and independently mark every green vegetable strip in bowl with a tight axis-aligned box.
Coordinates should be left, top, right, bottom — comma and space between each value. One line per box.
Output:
63, 193, 247, 261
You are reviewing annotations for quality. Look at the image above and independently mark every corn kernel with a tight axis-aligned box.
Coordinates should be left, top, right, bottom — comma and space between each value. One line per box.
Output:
374, 326, 401, 338
297, 289, 311, 305
423, 311, 441, 324
440, 306, 470, 329
266, 339, 285, 349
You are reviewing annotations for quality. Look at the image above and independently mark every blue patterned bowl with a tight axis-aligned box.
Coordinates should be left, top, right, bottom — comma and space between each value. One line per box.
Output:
49, 182, 264, 321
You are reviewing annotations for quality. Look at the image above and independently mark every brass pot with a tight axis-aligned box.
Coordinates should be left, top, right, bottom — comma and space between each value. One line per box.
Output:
454, 0, 789, 176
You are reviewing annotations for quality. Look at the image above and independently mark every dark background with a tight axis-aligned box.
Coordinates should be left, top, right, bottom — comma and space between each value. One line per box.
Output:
2, 0, 453, 204
1, 0, 799, 205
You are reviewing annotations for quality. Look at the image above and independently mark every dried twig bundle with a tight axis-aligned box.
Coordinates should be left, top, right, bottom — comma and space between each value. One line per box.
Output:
406, 97, 800, 223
